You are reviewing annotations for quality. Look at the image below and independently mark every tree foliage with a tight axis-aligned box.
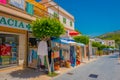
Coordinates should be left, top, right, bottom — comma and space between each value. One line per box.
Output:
92, 41, 107, 50
99, 44, 107, 50
92, 41, 101, 47
73, 35, 89, 45
31, 17, 65, 40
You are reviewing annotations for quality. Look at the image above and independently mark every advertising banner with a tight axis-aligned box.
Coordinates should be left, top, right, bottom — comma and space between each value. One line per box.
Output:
0, 0, 7, 5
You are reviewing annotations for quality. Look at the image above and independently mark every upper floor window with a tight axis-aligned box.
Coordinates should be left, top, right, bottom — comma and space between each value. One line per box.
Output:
26, 2, 34, 15
53, 12, 58, 18
70, 21, 72, 27
63, 17, 66, 24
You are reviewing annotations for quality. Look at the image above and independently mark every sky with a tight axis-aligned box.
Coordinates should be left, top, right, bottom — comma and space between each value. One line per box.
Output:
54, 0, 120, 37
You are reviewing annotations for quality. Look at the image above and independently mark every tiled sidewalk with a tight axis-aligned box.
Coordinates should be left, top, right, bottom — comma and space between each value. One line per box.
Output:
0, 58, 97, 80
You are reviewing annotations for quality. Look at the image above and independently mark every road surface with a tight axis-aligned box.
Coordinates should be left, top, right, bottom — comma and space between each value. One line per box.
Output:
53, 53, 120, 80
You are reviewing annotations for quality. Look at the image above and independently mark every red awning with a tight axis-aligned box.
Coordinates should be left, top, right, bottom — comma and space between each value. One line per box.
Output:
69, 31, 79, 36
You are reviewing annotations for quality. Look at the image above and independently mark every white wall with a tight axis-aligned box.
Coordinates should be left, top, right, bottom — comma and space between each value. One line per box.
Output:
18, 34, 26, 65
48, 8, 74, 30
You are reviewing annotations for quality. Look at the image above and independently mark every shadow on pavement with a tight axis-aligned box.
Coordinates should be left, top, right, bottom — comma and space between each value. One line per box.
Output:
9, 68, 46, 79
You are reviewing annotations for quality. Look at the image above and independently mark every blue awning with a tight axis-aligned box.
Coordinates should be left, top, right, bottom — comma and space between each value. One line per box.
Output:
51, 37, 85, 46
76, 43, 85, 46
51, 38, 75, 45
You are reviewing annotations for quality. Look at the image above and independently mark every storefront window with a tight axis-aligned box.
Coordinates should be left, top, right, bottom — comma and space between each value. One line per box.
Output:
0, 34, 18, 68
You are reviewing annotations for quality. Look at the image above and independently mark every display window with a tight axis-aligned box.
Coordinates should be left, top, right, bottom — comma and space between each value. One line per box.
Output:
0, 33, 18, 68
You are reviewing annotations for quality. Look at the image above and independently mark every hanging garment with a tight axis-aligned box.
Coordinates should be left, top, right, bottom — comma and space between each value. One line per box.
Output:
39, 55, 44, 65
37, 41, 48, 56
26, 2, 34, 15
70, 46, 76, 67
44, 56, 47, 67
28, 50, 34, 64
37, 55, 41, 69
0, 0, 6, 5
59, 49, 62, 59
33, 50, 38, 59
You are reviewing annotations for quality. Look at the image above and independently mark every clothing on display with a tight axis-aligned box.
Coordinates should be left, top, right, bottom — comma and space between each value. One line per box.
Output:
28, 49, 38, 63
62, 50, 69, 60
37, 41, 48, 56
59, 49, 62, 59
28, 49, 38, 68
70, 46, 76, 67
39, 55, 44, 65
37, 55, 48, 70
0, 44, 11, 56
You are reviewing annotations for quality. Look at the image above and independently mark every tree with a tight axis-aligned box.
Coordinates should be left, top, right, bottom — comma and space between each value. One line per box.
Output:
73, 35, 89, 45
31, 17, 65, 40
92, 41, 107, 50
99, 44, 107, 50
31, 17, 65, 74
73, 35, 89, 60
92, 41, 108, 55
92, 41, 101, 48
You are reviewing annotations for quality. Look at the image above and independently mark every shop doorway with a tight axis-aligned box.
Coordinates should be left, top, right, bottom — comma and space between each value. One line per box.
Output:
0, 33, 19, 68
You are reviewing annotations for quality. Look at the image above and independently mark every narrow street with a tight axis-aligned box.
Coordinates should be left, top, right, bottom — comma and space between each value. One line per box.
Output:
53, 52, 120, 80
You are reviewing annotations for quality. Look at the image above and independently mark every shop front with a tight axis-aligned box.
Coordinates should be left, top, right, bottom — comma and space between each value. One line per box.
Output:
75, 43, 85, 65
0, 15, 31, 68
51, 41, 71, 71
0, 33, 19, 68
27, 33, 50, 73
51, 38, 78, 71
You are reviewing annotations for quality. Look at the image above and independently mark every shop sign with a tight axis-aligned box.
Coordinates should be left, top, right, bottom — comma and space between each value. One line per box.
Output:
9, 0, 25, 10
0, 16, 31, 31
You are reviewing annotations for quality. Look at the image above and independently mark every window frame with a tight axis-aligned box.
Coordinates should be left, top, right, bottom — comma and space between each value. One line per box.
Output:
63, 17, 66, 24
